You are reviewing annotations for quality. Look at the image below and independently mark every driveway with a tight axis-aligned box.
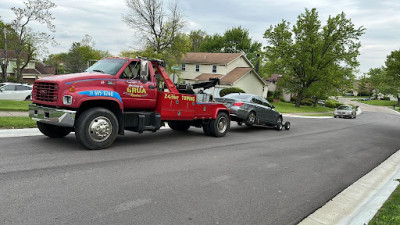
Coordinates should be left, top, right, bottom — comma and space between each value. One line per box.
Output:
338, 97, 398, 115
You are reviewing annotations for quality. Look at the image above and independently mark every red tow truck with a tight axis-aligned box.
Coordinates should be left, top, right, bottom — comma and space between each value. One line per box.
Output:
29, 57, 230, 149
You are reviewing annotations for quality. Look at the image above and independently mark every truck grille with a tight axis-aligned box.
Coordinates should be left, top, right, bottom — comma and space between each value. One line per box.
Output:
35, 82, 59, 102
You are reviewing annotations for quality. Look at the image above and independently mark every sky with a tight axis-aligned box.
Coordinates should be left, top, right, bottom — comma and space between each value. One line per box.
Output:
0, 0, 399, 76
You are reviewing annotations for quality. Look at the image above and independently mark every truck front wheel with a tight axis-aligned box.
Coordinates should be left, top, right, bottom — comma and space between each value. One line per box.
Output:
75, 107, 118, 150
37, 122, 71, 138
206, 112, 230, 137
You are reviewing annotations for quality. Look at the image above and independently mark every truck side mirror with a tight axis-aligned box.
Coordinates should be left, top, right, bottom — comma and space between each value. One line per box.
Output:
140, 60, 149, 83
0, 88, 4, 92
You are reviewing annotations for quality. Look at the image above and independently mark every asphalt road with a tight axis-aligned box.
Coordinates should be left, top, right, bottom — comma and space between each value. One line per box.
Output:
1, 111, 400, 225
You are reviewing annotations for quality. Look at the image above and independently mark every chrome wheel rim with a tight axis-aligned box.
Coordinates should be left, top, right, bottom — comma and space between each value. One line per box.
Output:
277, 118, 282, 129
248, 113, 256, 123
88, 116, 112, 142
217, 116, 228, 133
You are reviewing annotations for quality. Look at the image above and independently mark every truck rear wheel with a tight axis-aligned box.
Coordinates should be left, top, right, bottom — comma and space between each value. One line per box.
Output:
75, 107, 118, 150
207, 112, 230, 137
37, 122, 71, 138
168, 121, 190, 131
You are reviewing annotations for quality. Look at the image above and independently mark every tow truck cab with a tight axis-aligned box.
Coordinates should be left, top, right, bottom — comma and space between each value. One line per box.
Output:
29, 57, 230, 149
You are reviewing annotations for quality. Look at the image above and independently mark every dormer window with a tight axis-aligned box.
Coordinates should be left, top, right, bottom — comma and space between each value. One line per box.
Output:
212, 65, 217, 73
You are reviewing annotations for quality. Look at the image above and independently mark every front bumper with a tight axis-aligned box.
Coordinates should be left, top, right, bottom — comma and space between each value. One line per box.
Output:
29, 104, 76, 127
334, 111, 352, 118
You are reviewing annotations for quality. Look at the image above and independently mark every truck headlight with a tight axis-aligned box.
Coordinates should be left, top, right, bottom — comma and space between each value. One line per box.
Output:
63, 95, 73, 105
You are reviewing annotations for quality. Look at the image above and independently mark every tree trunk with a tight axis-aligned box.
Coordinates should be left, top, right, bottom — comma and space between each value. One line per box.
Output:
1, 63, 7, 82
295, 91, 303, 108
313, 97, 318, 107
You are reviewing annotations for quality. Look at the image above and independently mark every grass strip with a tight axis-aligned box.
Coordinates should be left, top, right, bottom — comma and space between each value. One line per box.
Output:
298, 113, 334, 117
355, 100, 398, 106
369, 180, 400, 224
0, 100, 31, 111
273, 101, 333, 114
0, 117, 37, 129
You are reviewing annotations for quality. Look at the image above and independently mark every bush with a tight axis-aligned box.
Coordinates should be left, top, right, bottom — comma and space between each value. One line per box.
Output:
325, 100, 343, 108
267, 96, 274, 102
219, 87, 245, 97
382, 97, 390, 101
301, 98, 314, 106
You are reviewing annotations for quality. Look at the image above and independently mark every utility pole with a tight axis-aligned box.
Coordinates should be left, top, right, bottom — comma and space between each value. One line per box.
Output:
1, 27, 9, 82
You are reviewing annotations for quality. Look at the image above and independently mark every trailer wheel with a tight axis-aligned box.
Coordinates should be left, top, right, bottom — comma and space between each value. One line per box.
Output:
168, 121, 190, 131
284, 122, 291, 130
37, 122, 71, 138
75, 107, 118, 150
208, 112, 230, 137
275, 117, 283, 131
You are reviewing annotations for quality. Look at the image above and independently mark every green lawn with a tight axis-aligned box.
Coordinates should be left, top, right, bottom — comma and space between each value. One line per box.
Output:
272, 101, 334, 114
0, 100, 31, 111
355, 100, 398, 107
369, 180, 400, 224
0, 117, 37, 129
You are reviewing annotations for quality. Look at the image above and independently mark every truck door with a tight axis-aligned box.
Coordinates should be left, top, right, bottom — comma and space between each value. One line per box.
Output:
116, 60, 157, 109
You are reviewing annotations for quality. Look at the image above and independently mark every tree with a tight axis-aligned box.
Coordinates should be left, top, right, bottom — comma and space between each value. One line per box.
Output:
44, 52, 67, 74
64, 36, 109, 73
369, 49, 400, 104
119, 32, 190, 74
0, 18, 18, 82
10, 0, 57, 82
198, 33, 224, 53
263, 8, 365, 107
357, 74, 372, 96
188, 30, 207, 52
123, 0, 184, 54
193, 27, 262, 66
221, 26, 262, 65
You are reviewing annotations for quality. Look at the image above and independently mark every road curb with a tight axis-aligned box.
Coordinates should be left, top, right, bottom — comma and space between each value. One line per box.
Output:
298, 149, 400, 225
0, 128, 41, 137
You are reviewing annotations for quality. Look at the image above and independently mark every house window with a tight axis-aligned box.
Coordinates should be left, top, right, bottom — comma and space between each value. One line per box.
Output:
212, 65, 217, 73
181, 64, 186, 71
195, 64, 200, 72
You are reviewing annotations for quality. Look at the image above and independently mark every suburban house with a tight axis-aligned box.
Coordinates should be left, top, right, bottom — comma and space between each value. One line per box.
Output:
265, 73, 291, 102
0, 49, 55, 84
180, 52, 268, 98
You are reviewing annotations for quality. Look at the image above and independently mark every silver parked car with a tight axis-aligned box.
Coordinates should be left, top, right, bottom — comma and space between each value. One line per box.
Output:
334, 105, 357, 119
0, 82, 33, 101
215, 93, 290, 130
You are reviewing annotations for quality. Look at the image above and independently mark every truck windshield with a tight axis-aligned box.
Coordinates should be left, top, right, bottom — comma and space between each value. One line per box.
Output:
86, 58, 128, 75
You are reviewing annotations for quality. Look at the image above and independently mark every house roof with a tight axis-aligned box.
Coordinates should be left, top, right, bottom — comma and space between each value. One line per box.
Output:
194, 73, 224, 81
35, 62, 55, 75
221, 67, 253, 84
0, 49, 27, 59
21, 68, 40, 75
195, 67, 253, 85
182, 52, 243, 65
266, 74, 282, 82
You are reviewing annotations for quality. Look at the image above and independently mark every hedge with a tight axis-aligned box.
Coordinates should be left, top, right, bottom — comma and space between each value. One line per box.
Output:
219, 87, 245, 97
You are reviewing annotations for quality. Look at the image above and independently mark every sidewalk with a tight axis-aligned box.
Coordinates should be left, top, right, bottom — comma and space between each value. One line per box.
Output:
0, 110, 28, 117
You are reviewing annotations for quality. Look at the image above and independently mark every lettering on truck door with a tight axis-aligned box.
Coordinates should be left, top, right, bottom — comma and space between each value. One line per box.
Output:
115, 60, 157, 109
